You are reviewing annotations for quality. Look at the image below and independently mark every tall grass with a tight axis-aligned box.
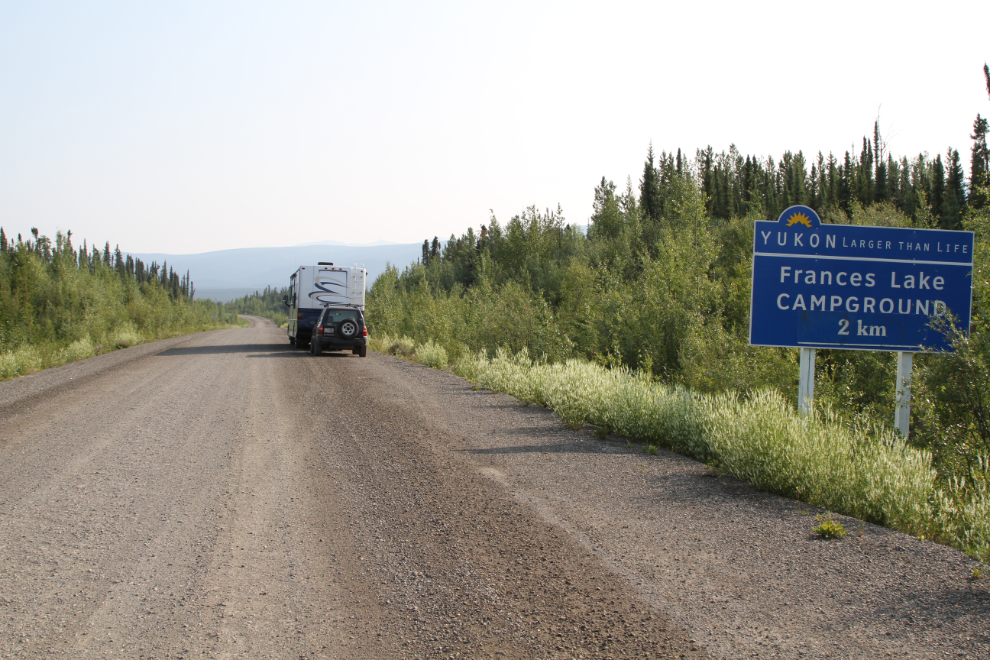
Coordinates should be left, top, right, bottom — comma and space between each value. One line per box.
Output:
371, 333, 449, 369
452, 346, 989, 563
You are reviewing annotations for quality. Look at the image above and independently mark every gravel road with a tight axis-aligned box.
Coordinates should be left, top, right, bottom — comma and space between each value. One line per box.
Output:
1, 317, 987, 659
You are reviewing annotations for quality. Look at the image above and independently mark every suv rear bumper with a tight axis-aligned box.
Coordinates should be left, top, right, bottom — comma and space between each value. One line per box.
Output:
312, 335, 367, 349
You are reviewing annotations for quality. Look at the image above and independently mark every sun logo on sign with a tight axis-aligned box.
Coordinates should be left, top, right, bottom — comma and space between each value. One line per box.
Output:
786, 211, 813, 228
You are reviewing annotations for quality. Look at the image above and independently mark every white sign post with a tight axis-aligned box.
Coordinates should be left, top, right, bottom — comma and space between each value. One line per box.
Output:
798, 347, 815, 416
893, 351, 914, 437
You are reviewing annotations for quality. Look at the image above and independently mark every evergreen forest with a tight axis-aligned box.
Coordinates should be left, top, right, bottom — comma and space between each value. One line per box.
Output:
0, 228, 243, 379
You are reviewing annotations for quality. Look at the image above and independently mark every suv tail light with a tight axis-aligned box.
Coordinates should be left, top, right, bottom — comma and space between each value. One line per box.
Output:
362, 326, 368, 336
317, 325, 323, 334
297, 311, 302, 320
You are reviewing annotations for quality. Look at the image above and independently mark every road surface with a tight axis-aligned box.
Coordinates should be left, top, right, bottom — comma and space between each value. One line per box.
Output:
1, 317, 987, 659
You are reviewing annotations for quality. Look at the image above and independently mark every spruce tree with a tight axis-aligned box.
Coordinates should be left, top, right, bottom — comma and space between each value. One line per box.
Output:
858, 137, 874, 203
717, 166, 732, 219
885, 155, 898, 202
762, 156, 779, 218
638, 143, 662, 225
421, 239, 430, 266
839, 151, 853, 213
826, 154, 839, 211
931, 154, 945, 223
874, 122, 888, 202
170, 267, 179, 300
699, 146, 715, 213
103, 241, 112, 267
114, 245, 125, 277
970, 114, 989, 209
0, 227, 6, 254
897, 157, 915, 219
814, 152, 826, 209
741, 156, 751, 203
942, 148, 966, 229
785, 151, 807, 208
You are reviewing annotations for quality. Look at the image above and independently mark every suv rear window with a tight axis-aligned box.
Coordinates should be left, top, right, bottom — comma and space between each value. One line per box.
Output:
321, 310, 360, 323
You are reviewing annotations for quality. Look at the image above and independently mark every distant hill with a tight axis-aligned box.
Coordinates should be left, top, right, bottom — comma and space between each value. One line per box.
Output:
130, 243, 422, 302
293, 239, 401, 247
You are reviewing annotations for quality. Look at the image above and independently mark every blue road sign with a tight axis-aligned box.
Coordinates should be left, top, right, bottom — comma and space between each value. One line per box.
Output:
749, 206, 974, 352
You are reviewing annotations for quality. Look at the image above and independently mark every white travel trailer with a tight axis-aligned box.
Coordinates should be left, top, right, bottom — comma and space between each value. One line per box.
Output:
285, 263, 366, 346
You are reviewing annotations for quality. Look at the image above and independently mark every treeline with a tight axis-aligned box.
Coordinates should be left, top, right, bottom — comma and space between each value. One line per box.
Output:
367, 120, 990, 484
0, 227, 243, 379
691, 117, 985, 229
226, 285, 291, 327
1, 228, 195, 302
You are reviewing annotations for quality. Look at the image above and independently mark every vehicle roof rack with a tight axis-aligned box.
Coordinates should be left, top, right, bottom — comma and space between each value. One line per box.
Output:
318, 262, 333, 266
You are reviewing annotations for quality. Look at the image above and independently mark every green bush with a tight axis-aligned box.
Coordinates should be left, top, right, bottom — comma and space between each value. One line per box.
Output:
0, 345, 42, 379
56, 337, 96, 365
368, 332, 414, 357
415, 340, 448, 369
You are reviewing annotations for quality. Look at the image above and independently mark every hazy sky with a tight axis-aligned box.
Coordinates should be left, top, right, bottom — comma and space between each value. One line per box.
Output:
2, 1, 988, 255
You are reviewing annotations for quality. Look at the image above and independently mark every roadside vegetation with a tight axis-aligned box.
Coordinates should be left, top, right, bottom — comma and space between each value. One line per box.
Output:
366, 73, 990, 563
0, 228, 244, 380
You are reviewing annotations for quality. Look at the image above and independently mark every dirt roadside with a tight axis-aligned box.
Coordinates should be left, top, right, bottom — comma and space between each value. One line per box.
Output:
1, 316, 987, 659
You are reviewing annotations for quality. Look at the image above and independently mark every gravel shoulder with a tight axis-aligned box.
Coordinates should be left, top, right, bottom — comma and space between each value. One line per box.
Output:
352, 339, 990, 659
1, 316, 987, 659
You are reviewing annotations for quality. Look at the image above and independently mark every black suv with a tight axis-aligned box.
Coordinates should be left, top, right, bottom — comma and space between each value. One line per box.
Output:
309, 306, 368, 357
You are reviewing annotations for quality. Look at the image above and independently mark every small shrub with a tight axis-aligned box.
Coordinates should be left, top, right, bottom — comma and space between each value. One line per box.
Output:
108, 322, 142, 349
368, 332, 393, 353
0, 345, 43, 380
392, 336, 416, 357
813, 512, 847, 539
63, 337, 95, 362
49, 337, 96, 367
0, 351, 18, 380
369, 333, 417, 357
415, 341, 448, 369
